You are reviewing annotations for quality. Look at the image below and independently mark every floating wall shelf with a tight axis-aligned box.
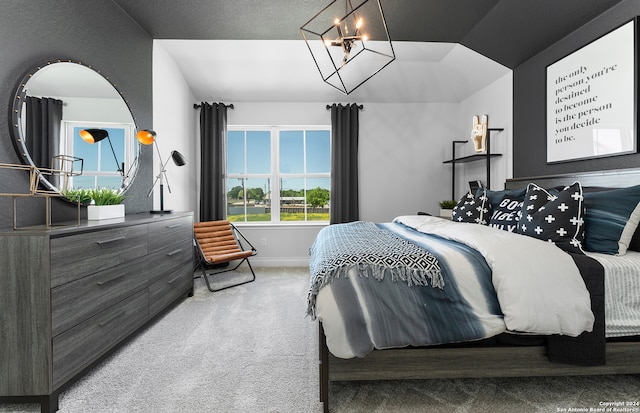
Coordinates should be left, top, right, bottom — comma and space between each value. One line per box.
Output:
443, 153, 502, 164
443, 128, 504, 199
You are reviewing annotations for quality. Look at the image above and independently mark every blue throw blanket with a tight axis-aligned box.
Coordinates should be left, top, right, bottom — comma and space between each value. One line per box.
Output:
307, 221, 443, 318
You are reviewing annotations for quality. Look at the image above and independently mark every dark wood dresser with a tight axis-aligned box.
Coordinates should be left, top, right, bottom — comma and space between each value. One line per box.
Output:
0, 212, 194, 413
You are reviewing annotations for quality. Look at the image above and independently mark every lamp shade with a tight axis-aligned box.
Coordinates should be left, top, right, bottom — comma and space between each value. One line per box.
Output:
170, 150, 187, 167
80, 128, 109, 144
136, 129, 156, 145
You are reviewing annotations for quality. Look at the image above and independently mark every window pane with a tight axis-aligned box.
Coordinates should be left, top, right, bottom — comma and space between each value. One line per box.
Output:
306, 177, 331, 221
72, 175, 96, 189
245, 178, 271, 222
246, 131, 270, 174
74, 128, 98, 171
227, 131, 245, 174
306, 130, 330, 173
279, 130, 304, 173
97, 175, 122, 189
227, 178, 245, 221
280, 177, 305, 221
103, 128, 125, 173
226, 177, 272, 222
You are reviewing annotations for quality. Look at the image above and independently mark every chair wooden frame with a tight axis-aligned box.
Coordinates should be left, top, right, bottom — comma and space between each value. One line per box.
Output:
194, 220, 257, 292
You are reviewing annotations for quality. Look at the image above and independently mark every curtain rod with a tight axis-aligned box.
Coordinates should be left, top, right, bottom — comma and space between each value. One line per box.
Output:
326, 104, 364, 110
193, 103, 234, 109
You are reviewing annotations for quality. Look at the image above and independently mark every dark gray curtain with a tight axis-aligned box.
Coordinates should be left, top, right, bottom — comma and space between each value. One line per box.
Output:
329, 103, 361, 224
199, 102, 228, 222
25, 96, 63, 169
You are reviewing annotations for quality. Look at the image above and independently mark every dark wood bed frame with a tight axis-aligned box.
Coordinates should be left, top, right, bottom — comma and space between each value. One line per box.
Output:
318, 168, 640, 413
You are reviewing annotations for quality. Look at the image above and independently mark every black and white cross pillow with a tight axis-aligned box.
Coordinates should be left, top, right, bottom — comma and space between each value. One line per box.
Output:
517, 182, 585, 254
452, 189, 491, 225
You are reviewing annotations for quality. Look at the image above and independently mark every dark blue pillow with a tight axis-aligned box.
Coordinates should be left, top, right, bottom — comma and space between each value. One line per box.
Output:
518, 182, 585, 254
485, 188, 526, 210
451, 189, 491, 224
487, 188, 526, 232
583, 185, 640, 255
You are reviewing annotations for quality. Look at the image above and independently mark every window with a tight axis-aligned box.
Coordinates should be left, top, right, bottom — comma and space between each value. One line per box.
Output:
226, 127, 331, 223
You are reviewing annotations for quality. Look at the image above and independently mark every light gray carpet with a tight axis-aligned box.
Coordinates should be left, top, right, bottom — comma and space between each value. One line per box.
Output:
1, 267, 639, 413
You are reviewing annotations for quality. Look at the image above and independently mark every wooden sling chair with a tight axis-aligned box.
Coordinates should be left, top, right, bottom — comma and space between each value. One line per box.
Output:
194, 220, 257, 292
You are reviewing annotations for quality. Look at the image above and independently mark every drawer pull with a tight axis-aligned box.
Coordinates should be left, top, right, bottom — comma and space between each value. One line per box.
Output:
166, 248, 183, 257
166, 223, 182, 229
167, 274, 184, 284
96, 236, 126, 245
96, 273, 127, 286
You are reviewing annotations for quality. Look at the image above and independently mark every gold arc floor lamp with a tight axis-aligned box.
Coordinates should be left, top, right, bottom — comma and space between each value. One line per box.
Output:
136, 129, 187, 214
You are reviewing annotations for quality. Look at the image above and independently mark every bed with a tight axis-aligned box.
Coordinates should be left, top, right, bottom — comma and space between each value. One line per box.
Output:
309, 169, 640, 413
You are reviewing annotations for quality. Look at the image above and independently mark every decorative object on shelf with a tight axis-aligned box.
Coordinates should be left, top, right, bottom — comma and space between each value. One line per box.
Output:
87, 188, 125, 220
87, 204, 125, 220
0, 162, 81, 229
64, 188, 92, 204
51, 154, 84, 193
300, 0, 395, 95
80, 129, 124, 176
471, 114, 488, 153
136, 129, 187, 214
438, 200, 457, 219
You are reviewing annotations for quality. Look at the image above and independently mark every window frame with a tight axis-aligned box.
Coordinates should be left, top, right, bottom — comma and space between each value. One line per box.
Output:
226, 125, 331, 225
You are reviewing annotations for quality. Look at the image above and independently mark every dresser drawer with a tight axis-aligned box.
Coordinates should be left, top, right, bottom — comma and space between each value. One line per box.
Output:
51, 255, 150, 336
148, 216, 193, 252
51, 225, 148, 287
52, 290, 148, 389
147, 241, 193, 284
149, 266, 193, 317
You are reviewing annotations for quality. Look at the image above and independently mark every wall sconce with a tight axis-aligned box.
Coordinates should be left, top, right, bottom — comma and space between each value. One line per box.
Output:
79, 128, 123, 175
300, 0, 395, 94
136, 129, 186, 214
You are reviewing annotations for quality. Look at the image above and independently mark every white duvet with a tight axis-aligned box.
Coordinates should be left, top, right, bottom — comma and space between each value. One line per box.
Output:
395, 215, 595, 336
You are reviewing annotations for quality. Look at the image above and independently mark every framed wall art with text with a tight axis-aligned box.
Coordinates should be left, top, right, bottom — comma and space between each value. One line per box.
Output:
546, 19, 637, 163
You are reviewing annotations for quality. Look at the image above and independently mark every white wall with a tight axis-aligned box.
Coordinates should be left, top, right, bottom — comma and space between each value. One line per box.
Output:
456, 72, 514, 196
359, 103, 459, 221
152, 42, 198, 213
152, 43, 513, 267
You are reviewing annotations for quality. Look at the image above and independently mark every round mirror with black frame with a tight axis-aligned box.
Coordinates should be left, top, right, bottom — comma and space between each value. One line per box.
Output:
9, 59, 140, 197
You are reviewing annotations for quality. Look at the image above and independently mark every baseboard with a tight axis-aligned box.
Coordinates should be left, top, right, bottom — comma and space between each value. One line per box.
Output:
251, 257, 310, 267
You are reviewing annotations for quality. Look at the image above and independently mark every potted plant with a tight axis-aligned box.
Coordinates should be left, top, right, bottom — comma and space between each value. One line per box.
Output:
64, 188, 92, 205
87, 188, 125, 220
438, 199, 457, 218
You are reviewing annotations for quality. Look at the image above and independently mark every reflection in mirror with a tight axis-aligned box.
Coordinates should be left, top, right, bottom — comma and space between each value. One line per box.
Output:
10, 60, 138, 195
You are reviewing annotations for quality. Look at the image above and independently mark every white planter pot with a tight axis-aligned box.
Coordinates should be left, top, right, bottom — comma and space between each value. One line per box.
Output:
87, 204, 125, 220
439, 208, 453, 219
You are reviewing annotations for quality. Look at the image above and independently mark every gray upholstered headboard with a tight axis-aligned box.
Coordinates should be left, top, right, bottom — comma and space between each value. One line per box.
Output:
505, 168, 640, 190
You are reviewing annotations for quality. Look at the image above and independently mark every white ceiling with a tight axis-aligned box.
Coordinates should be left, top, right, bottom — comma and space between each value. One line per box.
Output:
157, 40, 511, 103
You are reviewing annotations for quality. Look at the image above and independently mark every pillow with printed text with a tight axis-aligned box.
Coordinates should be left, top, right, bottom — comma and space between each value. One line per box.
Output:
488, 190, 525, 232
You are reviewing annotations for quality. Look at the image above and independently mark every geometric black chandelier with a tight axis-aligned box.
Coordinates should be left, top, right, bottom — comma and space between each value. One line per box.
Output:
301, 0, 395, 95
